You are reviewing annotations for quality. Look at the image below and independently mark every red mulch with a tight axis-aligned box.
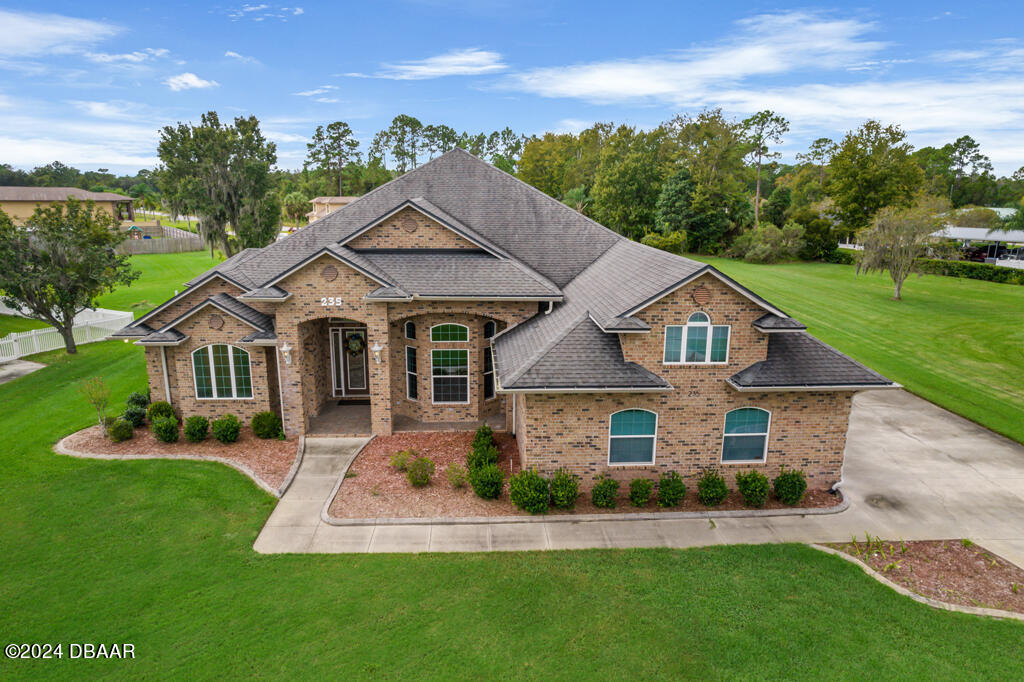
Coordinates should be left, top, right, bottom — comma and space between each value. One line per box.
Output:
328, 431, 842, 519
64, 424, 298, 491
829, 539, 1024, 614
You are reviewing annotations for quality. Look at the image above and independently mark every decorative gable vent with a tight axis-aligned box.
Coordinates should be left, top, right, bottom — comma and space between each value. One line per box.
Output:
691, 285, 711, 306
209, 314, 224, 330
321, 265, 338, 282
401, 215, 418, 233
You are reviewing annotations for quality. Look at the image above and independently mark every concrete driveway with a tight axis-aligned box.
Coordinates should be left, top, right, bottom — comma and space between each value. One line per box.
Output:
254, 390, 1024, 564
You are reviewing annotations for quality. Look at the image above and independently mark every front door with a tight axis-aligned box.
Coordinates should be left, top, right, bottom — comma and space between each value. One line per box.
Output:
331, 327, 369, 396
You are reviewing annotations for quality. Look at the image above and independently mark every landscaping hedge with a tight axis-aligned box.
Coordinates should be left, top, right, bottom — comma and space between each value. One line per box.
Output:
509, 468, 549, 514
657, 471, 686, 508
773, 467, 808, 505
469, 463, 503, 499
151, 416, 179, 443
146, 401, 175, 422
735, 470, 770, 508
406, 456, 435, 487
591, 474, 619, 509
122, 406, 146, 428
629, 478, 653, 507
108, 417, 134, 443
549, 469, 579, 509
917, 258, 1024, 286
697, 469, 728, 507
184, 415, 209, 443
251, 411, 283, 439
211, 414, 241, 444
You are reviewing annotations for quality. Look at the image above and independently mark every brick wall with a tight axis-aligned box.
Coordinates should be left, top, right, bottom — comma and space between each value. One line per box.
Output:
345, 206, 479, 250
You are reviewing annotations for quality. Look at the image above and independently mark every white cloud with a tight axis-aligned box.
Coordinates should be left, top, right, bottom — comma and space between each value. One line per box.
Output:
225, 50, 260, 64
68, 100, 143, 120
85, 48, 169, 64
243, 3, 269, 11
358, 48, 507, 80
314, 97, 339, 103
164, 72, 219, 91
265, 130, 307, 143
505, 11, 882, 104
294, 85, 337, 96
0, 9, 121, 58
227, 4, 303, 20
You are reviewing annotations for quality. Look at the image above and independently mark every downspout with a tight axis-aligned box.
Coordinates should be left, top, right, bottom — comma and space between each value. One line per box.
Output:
275, 347, 287, 426
160, 346, 172, 404
511, 392, 516, 436
544, 301, 554, 314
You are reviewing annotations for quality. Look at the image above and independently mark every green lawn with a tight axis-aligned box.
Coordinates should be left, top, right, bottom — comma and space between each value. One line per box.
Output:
694, 257, 1024, 444
0, 314, 48, 336
97, 251, 223, 316
1, 342, 1022, 679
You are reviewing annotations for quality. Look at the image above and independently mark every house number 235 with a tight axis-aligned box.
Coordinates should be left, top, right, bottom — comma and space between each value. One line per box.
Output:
320, 297, 343, 306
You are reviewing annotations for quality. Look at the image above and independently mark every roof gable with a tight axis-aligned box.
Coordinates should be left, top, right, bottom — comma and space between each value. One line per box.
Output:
343, 202, 488, 252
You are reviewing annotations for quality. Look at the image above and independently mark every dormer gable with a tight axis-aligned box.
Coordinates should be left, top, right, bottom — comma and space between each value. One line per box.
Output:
340, 199, 507, 256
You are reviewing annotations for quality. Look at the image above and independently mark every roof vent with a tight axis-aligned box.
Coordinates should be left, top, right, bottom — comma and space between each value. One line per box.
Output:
401, 215, 418, 233
321, 265, 338, 282
691, 285, 711, 306
209, 314, 224, 330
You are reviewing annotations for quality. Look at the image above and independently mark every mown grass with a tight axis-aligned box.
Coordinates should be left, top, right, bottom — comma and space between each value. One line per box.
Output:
0, 314, 48, 336
96, 251, 223, 316
695, 257, 1024, 444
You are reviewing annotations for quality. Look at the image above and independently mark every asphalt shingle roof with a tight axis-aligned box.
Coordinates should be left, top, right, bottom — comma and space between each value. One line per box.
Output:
753, 313, 806, 331
728, 333, 894, 389
0, 187, 134, 202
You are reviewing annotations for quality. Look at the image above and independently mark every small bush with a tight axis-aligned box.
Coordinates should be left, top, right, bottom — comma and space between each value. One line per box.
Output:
657, 471, 687, 508
640, 230, 686, 254
251, 411, 283, 439
629, 478, 654, 507
126, 391, 150, 409
108, 417, 134, 443
591, 474, 620, 509
773, 467, 808, 505
469, 463, 504, 500
735, 470, 771, 508
697, 469, 728, 507
389, 449, 414, 471
211, 414, 241, 444
445, 463, 467, 488
730, 222, 806, 264
184, 415, 209, 443
917, 257, 1024, 286
406, 456, 435, 487
466, 444, 499, 471
122, 406, 146, 428
549, 469, 579, 509
151, 416, 179, 443
471, 423, 494, 451
146, 400, 175, 422
509, 469, 550, 514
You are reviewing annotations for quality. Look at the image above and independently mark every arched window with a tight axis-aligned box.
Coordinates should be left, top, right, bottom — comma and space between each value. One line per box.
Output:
663, 312, 730, 364
431, 323, 468, 342
404, 320, 416, 340
192, 344, 252, 399
722, 408, 770, 462
483, 320, 496, 339
608, 409, 657, 465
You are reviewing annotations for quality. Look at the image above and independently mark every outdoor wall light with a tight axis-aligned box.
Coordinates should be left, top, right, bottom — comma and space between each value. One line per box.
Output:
280, 342, 292, 365
371, 342, 383, 364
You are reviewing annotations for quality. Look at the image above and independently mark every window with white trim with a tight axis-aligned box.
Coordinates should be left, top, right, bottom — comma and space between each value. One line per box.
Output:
432, 349, 469, 404
192, 344, 252, 399
722, 408, 770, 462
663, 312, 729, 364
404, 321, 416, 340
482, 347, 495, 400
430, 323, 468, 342
608, 409, 657, 465
405, 346, 418, 401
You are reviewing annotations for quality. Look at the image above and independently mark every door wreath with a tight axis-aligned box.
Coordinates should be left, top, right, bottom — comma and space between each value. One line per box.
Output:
346, 333, 366, 356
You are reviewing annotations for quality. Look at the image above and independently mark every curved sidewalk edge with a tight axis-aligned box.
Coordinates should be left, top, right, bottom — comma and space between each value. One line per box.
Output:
321, 474, 849, 527
810, 543, 1024, 623
54, 432, 303, 499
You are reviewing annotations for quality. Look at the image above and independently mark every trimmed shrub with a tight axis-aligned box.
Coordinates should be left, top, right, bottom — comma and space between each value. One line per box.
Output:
122, 406, 146, 428
917, 258, 1024, 286
657, 471, 687, 508
251, 411, 283, 439
466, 444, 499, 471
146, 401, 175, 422
640, 230, 686, 254
591, 474, 620, 509
389, 449, 414, 471
471, 423, 494, 451
509, 468, 550, 514
211, 414, 241, 444
629, 478, 654, 507
406, 456, 435, 487
151, 416, 179, 443
445, 463, 467, 488
469, 463, 504, 500
697, 469, 729, 507
184, 415, 209, 443
773, 467, 808, 505
735, 470, 771, 508
108, 417, 134, 443
126, 391, 150, 409
549, 469, 579, 509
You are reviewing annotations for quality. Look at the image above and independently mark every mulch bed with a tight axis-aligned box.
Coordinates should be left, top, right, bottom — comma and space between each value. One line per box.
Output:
829, 538, 1024, 614
328, 431, 842, 519
64, 424, 299, 491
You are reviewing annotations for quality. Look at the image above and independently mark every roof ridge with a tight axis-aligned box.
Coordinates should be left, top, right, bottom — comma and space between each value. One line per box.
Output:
503, 312, 592, 385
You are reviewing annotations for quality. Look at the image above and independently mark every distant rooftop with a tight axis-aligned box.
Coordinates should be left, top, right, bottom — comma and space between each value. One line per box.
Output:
0, 186, 134, 202
310, 196, 359, 204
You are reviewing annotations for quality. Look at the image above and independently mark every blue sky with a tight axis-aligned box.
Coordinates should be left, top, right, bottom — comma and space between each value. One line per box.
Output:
2, 1, 1023, 175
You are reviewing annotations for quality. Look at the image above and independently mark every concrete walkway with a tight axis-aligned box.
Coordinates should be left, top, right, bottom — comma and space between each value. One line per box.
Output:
0, 359, 44, 386
253, 390, 1024, 563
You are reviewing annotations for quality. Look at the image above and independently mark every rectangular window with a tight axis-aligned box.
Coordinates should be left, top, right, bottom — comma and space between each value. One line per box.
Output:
432, 349, 469, 404
405, 346, 418, 401
684, 325, 708, 362
665, 324, 730, 364
212, 344, 234, 397
663, 326, 683, 363
710, 326, 729, 363
193, 349, 213, 398
233, 346, 253, 398
483, 347, 495, 400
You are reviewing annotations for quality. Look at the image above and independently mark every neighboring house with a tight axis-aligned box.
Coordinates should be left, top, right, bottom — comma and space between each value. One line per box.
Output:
306, 196, 359, 221
112, 150, 895, 489
0, 187, 135, 224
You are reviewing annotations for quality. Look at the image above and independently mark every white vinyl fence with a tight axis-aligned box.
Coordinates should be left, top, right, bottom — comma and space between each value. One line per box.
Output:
0, 307, 134, 362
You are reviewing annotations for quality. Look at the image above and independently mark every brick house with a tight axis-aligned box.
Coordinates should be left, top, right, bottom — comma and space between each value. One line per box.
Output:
112, 149, 894, 489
